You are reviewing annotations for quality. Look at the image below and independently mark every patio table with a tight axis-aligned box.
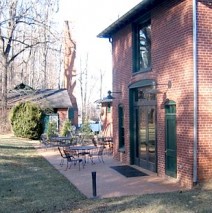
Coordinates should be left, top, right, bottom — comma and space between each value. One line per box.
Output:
69, 145, 97, 151
68, 145, 97, 163
50, 136, 72, 146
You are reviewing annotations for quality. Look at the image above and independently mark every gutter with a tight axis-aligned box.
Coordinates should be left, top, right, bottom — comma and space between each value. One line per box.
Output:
193, 0, 198, 185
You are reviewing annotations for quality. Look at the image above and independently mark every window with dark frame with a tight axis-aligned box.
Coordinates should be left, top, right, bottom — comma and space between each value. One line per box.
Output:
107, 103, 111, 113
118, 105, 125, 150
133, 21, 151, 73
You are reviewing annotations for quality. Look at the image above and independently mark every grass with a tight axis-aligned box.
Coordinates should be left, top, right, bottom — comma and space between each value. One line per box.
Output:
0, 135, 212, 213
0, 136, 86, 213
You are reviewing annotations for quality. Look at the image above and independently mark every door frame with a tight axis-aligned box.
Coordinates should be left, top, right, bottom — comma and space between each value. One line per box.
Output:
129, 79, 156, 165
129, 81, 157, 172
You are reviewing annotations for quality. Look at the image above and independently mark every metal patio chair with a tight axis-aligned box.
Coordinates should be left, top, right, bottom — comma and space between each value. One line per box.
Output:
58, 147, 84, 170
89, 145, 105, 164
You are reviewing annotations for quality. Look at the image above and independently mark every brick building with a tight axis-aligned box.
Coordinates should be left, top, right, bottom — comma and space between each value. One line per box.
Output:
98, 0, 212, 188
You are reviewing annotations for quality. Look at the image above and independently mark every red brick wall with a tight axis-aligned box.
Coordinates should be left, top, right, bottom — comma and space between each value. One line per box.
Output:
111, 0, 197, 187
112, 25, 132, 163
197, 0, 212, 181
153, 0, 194, 188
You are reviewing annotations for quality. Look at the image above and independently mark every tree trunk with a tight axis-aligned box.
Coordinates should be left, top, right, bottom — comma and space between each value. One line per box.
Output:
1, 57, 8, 116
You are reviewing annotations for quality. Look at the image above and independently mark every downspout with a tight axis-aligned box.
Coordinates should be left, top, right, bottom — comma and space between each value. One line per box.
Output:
193, 0, 198, 185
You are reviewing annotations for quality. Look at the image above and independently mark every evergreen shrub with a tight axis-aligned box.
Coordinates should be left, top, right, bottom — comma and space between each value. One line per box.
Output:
10, 101, 43, 139
80, 120, 93, 139
46, 121, 58, 139
61, 119, 72, 136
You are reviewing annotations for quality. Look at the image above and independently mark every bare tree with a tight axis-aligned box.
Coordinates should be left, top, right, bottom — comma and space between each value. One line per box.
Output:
78, 54, 104, 124
0, 0, 59, 122
79, 54, 88, 123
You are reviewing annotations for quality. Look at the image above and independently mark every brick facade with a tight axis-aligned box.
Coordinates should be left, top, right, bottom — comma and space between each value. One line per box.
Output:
104, 0, 212, 188
112, 25, 132, 163
197, 0, 212, 181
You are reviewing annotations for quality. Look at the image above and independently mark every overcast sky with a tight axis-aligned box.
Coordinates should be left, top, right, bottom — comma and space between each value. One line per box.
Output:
59, 0, 141, 102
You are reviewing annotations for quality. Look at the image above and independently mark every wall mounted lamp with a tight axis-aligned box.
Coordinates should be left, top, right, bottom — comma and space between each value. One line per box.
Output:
103, 90, 122, 111
94, 90, 122, 105
105, 90, 122, 100
145, 80, 172, 94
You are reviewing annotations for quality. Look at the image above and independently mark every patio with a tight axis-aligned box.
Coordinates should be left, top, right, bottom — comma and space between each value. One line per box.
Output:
35, 145, 183, 199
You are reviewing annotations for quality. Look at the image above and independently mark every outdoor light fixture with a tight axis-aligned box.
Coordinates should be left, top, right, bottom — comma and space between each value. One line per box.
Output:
94, 90, 122, 105
106, 90, 115, 100
103, 90, 122, 109
145, 80, 172, 94
107, 90, 122, 99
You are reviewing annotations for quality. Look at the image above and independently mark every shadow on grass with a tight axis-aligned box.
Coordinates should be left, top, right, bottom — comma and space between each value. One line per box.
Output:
74, 189, 212, 213
0, 138, 87, 213
0, 145, 35, 150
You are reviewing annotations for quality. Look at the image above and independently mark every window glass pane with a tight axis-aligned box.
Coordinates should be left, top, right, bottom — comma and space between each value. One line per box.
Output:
148, 107, 156, 163
139, 24, 151, 69
139, 107, 147, 160
134, 86, 156, 101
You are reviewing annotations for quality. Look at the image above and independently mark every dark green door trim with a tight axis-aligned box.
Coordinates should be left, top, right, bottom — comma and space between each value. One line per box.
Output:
128, 79, 154, 89
129, 79, 155, 165
129, 89, 135, 164
129, 80, 157, 171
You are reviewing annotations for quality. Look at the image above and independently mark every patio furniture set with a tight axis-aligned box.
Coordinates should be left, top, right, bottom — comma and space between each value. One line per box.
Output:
40, 134, 72, 149
40, 133, 109, 171
58, 145, 105, 171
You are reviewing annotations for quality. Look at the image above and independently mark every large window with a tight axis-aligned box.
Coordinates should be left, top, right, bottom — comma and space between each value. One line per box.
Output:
133, 21, 151, 73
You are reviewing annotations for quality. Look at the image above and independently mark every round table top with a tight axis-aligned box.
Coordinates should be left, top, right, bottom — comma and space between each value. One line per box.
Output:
69, 145, 97, 150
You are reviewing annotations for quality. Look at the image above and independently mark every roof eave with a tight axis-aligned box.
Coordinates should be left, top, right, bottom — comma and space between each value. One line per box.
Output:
97, 0, 159, 38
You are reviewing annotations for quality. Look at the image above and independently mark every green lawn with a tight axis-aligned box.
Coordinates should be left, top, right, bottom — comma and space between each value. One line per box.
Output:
0, 135, 212, 213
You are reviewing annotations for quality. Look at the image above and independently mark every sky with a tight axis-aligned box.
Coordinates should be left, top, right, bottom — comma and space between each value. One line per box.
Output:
59, 0, 141, 103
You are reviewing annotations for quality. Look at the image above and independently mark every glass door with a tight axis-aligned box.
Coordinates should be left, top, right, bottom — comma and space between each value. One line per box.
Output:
134, 105, 156, 172
139, 106, 156, 171
133, 86, 157, 172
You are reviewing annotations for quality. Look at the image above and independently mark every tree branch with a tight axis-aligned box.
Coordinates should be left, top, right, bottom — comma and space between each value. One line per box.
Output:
8, 40, 53, 64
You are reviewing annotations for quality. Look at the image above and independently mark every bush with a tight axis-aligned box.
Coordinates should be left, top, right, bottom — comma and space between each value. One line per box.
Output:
47, 121, 58, 139
10, 101, 43, 139
61, 119, 72, 136
80, 120, 93, 139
